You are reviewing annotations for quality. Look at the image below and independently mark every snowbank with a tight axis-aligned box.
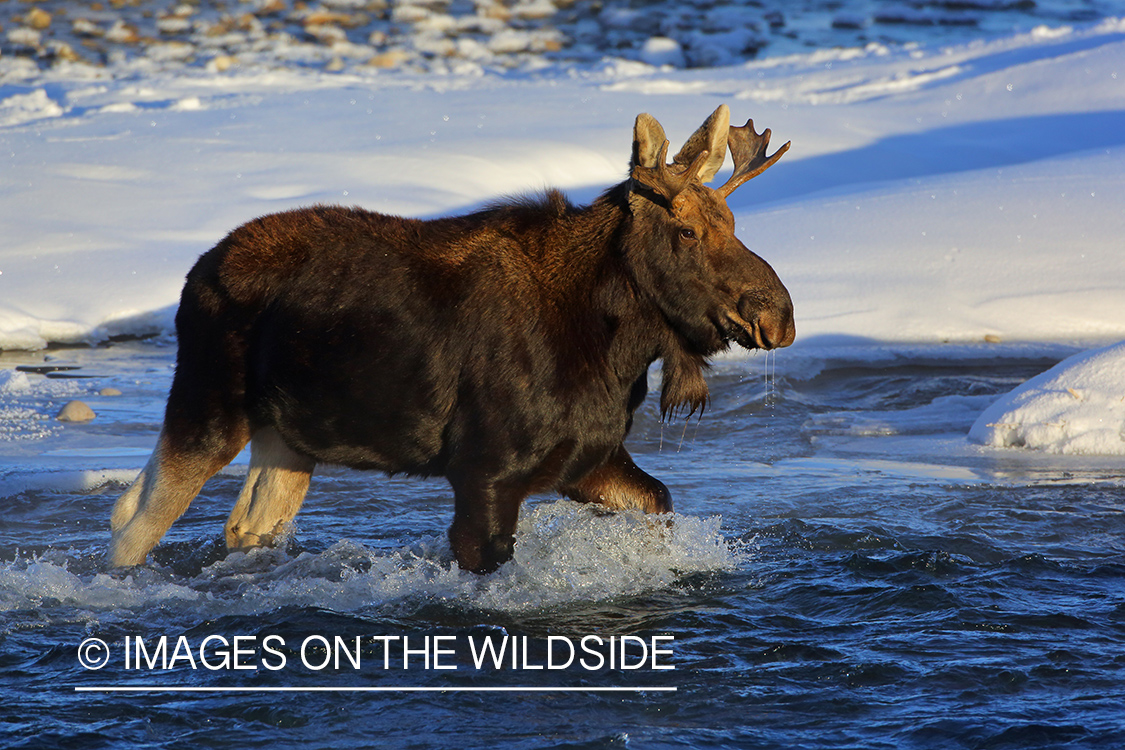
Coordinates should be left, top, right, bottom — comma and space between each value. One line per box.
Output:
970, 340, 1125, 455
2, 20, 1122, 354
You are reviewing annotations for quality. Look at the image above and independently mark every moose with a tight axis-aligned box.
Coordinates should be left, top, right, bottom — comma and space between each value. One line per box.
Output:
108, 104, 795, 574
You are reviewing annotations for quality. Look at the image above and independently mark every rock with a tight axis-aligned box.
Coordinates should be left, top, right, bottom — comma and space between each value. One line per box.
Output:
391, 5, 431, 24
7, 27, 42, 50
640, 36, 685, 67
304, 11, 364, 29
46, 40, 83, 63
105, 20, 140, 44
99, 387, 123, 396
72, 18, 104, 38
147, 41, 195, 61
57, 400, 96, 423
157, 16, 193, 35
513, 1, 558, 21
257, 0, 287, 14
476, 3, 512, 22
368, 49, 410, 68
25, 8, 53, 31
306, 23, 349, 45
209, 54, 239, 72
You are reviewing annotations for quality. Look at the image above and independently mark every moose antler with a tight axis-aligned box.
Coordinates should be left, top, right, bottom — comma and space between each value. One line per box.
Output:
631, 138, 714, 202
715, 119, 790, 199
672, 104, 730, 184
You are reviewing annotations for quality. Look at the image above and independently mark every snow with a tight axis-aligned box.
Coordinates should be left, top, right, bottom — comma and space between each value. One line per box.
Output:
1, 16, 1124, 454
970, 341, 1125, 455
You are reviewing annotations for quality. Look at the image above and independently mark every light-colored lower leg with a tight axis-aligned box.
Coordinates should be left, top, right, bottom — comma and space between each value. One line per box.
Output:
224, 427, 315, 551
109, 435, 221, 567
563, 445, 673, 513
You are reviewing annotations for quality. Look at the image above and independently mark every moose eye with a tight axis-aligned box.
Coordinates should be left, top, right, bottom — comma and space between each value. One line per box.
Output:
679, 227, 697, 241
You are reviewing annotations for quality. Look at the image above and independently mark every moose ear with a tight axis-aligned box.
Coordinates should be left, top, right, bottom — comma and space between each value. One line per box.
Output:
631, 113, 668, 169
672, 104, 730, 184
631, 111, 716, 201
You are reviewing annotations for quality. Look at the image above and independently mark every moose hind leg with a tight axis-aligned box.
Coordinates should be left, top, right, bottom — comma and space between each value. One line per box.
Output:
110, 430, 245, 567
564, 444, 673, 513
225, 427, 315, 551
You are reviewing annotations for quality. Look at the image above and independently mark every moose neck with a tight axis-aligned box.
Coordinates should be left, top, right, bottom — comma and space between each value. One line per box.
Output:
536, 183, 711, 419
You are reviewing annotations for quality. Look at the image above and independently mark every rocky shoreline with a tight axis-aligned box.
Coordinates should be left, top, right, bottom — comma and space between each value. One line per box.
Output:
1, 0, 1107, 80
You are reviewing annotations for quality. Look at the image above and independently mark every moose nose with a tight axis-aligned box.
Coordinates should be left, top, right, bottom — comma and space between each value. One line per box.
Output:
740, 292, 795, 350
761, 306, 796, 349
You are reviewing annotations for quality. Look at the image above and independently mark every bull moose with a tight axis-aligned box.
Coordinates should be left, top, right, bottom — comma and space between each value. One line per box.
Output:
108, 104, 795, 573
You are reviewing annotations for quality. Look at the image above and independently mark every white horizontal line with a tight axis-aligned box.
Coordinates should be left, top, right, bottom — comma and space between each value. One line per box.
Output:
75, 686, 676, 693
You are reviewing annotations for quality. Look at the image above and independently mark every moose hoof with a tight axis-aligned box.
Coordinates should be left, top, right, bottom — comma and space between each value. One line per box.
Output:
452, 530, 515, 574
481, 534, 515, 572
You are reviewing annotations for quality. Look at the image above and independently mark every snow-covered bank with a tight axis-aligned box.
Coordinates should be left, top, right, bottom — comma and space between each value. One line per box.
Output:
2, 19, 1122, 354
970, 340, 1125, 455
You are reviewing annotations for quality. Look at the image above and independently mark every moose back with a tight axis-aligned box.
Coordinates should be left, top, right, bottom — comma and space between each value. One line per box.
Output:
109, 104, 795, 573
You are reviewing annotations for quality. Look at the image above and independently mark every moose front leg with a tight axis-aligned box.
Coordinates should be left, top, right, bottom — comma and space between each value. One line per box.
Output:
447, 478, 525, 574
564, 444, 673, 513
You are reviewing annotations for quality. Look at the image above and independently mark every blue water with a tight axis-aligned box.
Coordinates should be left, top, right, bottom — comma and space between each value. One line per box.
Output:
1, 341, 1123, 749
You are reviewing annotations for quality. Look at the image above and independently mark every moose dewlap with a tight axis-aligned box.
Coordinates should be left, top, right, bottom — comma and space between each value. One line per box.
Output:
108, 104, 795, 574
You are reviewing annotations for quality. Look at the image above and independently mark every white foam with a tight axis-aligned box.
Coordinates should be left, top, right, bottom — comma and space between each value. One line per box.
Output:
0, 370, 89, 442
201, 501, 740, 615
0, 557, 202, 615
0, 406, 57, 442
0, 370, 86, 398
0, 501, 741, 620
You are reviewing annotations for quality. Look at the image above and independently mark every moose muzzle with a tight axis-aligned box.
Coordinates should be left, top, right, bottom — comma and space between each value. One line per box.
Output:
734, 284, 795, 351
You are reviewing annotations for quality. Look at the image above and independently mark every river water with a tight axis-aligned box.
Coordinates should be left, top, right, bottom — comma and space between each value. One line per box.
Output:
1, 341, 1122, 749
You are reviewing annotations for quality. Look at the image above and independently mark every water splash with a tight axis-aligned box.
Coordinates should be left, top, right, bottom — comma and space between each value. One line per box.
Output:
0, 500, 742, 624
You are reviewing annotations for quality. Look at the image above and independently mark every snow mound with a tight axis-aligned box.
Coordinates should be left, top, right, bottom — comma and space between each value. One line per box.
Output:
969, 341, 1125, 455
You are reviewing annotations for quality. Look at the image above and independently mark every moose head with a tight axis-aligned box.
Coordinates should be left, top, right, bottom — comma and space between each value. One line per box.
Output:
623, 104, 795, 416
